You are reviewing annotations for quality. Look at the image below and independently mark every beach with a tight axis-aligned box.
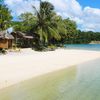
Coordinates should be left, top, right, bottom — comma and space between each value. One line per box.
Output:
0, 48, 100, 89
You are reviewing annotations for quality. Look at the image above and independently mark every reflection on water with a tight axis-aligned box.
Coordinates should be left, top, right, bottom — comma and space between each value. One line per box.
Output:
0, 59, 100, 100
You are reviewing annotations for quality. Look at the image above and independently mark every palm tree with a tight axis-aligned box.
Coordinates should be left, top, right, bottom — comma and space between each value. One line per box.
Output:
32, 1, 61, 45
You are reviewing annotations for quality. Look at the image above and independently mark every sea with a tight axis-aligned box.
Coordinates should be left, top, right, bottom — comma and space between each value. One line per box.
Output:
65, 44, 100, 51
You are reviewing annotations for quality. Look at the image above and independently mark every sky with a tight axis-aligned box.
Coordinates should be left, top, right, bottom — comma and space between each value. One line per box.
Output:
4, 0, 100, 32
77, 0, 100, 8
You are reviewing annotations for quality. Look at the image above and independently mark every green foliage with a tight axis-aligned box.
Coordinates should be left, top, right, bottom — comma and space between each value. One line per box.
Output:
64, 30, 100, 44
13, 13, 37, 34
63, 18, 77, 34
11, 1, 100, 50
1, 0, 100, 51
32, 1, 61, 44
0, 48, 7, 54
0, 4, 12, 30
12, 1, 77, 49
60, 18, 77, 44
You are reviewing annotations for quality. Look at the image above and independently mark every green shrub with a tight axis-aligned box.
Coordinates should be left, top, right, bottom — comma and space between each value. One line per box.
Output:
0, 48, 7, 54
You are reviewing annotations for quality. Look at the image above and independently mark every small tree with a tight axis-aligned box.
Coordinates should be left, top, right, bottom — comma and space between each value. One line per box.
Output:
0, 3, 12, 30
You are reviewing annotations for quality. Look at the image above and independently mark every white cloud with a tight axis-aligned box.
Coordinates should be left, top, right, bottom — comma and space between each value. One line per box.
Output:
4, 0, 39, 16
46, 0, 100, 32
48, 0, 82, 18
83, 7, 100, 23
4, 0, 100, 32
5, 0, 23, 5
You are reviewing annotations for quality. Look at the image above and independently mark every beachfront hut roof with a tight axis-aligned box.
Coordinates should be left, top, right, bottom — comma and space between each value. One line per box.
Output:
5, 34, 14, 39
11, 31, 25, 38
0, 31, 14, 39
11, 31, 33, 39
23, 36, 33, 39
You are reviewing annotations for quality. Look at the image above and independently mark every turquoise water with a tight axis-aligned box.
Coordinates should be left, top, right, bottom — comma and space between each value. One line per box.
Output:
65, 44, 100, 51
0, 58, 100, 100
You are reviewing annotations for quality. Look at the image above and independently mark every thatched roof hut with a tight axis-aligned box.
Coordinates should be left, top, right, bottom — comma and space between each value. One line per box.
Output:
11, 31, 33, 48
0, 31, 14, 39
0, 31, 14, 49
11, 31, 33, 39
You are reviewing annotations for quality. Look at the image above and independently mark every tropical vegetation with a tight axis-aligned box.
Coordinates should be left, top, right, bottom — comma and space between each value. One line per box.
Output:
0, 1, 12, 30
1, 0, 100, 51
13, 1, 78, 49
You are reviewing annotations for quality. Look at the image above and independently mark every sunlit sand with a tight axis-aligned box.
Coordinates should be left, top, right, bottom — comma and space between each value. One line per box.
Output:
0, 48, 100, 89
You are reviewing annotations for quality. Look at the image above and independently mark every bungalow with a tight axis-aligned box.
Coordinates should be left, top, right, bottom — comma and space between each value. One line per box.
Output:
11, 31, 33, 48
0, 31, 14, 49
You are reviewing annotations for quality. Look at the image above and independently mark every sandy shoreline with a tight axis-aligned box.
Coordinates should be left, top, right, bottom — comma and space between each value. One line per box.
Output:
0, 48, 100, 89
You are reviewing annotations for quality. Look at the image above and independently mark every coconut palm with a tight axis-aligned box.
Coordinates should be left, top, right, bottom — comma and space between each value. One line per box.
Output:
32, 1, 61, 45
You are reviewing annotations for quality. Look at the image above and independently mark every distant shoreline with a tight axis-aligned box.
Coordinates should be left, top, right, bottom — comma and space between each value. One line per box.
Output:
0, 48, 100, 90
90, 41, 100, 44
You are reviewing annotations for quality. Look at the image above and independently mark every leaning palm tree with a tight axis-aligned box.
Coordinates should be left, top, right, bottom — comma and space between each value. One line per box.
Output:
32, 1, 61, 45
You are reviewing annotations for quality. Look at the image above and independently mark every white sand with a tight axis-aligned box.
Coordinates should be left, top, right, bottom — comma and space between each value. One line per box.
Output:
0, 48, 100, 89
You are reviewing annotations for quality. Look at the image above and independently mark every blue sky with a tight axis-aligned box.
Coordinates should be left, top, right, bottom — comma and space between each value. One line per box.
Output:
77, 0, 100, 8
4, 0, 100, 32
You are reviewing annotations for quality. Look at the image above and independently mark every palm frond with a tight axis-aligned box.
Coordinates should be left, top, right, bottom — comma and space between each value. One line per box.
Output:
48, 27, 61, 40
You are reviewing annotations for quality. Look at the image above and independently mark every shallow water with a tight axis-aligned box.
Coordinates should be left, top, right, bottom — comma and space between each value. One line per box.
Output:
65, 44, 100, 51
0, 59, 100, 100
